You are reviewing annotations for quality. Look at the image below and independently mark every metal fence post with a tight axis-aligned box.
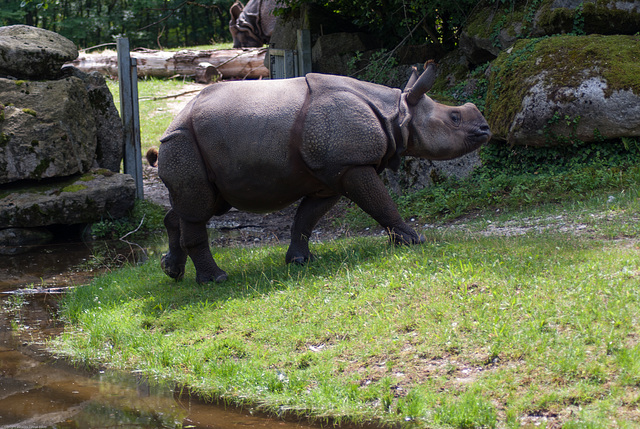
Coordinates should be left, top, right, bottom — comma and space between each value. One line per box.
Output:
297, 29, 311, 76
117, 37, 143, 200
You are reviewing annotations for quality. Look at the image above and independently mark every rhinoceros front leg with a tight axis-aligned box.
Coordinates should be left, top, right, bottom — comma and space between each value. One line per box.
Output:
180, 218, 228, 283
341, 166, 425, 245
160, 209, 187, 280
286, 195, 341, 264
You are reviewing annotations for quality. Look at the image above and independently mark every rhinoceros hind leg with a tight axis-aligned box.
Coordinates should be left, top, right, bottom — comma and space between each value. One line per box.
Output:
161, 209, 187, 280
286, 195, 341, 264
180, 218, 228, 283
341, 166, 425, 246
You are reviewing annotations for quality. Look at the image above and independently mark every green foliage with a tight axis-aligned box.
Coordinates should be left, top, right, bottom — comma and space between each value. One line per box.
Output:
441, 63, 490, 112
0, 0, 235, 49
91, 199, 165, 240
346, 49, 403, 85
386, 137, 640, 223
279, 0, 481, 51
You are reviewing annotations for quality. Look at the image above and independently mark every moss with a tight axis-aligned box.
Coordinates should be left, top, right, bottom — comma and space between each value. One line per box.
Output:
0, 133, 9, 147
31, 158, 51, 179
486, 34, 640, 138
61, 184, 88, 193
22, 108, 37, 117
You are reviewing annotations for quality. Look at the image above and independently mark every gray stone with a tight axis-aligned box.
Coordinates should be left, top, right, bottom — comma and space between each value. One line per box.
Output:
460, 0, 640, 65
63, 67, 123, 172
509, 76, 640, 146
486, 35, 640, 146
0, 77, 97, 184
0, 169, 136, 228
383, 151, 481, 195
312, 32, 373, 75
0, 25, 78, 80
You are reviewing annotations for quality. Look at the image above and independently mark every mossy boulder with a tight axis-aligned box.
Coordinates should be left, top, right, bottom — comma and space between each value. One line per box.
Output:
460, 0, 640, 65
0, 170, 135, 228
0, 77, 97, 184
485, 34, 640, 146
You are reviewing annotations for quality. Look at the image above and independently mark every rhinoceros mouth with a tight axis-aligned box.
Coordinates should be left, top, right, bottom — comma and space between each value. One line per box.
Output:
466, 129, 492, 150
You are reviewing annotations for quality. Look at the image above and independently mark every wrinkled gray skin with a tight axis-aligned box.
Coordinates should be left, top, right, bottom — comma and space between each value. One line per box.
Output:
158, 63, 491, 283
229, 0, 277, 48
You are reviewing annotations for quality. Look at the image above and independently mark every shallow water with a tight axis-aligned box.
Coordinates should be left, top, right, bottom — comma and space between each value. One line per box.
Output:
0, 239, 317, 429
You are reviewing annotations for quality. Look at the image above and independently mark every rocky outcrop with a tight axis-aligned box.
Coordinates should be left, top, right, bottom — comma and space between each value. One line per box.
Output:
0, 25, 133, 248
0, 25, 78, 80
460, 0, 640, 65
0, 77, 97, 184
0, 170, 135, 228
485, 35, 640, 146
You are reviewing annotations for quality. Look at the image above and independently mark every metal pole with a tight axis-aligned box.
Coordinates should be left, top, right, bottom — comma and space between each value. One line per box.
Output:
117, 37, 144, 199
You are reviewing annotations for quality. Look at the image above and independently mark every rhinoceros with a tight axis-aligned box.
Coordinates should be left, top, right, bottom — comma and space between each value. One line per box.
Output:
157, 62, 491, 283
229, 0, 277, 48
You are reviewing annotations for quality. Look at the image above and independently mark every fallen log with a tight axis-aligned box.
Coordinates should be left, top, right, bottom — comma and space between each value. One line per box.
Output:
66, 48, 269, 80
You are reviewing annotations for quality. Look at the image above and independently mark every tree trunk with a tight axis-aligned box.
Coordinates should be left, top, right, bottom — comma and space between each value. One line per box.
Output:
66, 48, 269, 80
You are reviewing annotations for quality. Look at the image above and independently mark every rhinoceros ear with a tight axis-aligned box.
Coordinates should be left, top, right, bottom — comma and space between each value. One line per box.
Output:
406, 60, 437, 106
230, 1, 244, 22
404, 66, 419, 92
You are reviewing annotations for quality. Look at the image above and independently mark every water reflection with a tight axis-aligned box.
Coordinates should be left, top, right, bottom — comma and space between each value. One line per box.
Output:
0, 239, 317, 429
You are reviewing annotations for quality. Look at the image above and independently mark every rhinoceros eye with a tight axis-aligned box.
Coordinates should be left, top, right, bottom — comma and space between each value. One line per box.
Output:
450, 111, 461, 126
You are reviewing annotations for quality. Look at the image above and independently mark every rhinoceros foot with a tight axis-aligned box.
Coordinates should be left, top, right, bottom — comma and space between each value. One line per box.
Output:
388, 227, 426, 246
161, 251, 186, 281
285, 250, 315, 265
196, 271, 228, 284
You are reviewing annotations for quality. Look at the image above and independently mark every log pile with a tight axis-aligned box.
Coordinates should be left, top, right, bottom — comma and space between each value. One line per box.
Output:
66, 48, 269, 81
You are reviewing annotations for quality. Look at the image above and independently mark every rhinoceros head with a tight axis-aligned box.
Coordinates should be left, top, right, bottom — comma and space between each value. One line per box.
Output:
229, 0, 267, 48
402, 61, 491, 160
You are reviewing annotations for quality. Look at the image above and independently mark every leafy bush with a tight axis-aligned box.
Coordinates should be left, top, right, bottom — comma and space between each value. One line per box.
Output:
91, 199, 165, 240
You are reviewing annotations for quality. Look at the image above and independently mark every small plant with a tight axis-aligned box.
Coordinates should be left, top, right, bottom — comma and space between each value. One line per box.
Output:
347, 49, 402, 86
91, 199, 165, 240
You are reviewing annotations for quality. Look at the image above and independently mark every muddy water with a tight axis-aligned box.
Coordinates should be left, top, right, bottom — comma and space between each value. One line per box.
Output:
0, 240, 317, 429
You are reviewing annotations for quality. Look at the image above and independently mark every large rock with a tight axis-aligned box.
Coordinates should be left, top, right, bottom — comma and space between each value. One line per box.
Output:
485, 35, 640, 146
63, 67, 124, 172
0, 25, 78, 80
0, 77, 97, 184
460, 0, 640, 65
383, 151, 481, 195
0, 169, 135, 228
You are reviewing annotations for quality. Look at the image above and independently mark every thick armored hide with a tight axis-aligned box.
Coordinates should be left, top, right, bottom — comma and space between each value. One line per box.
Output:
485, 35, 640, 146
0, 77, 97, 184
0, 25, 78, 80
0, 170, 135, 228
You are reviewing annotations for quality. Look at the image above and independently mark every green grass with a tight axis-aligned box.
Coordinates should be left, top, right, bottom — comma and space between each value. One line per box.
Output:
107, 77, 189, 156
51, 192, 640, 427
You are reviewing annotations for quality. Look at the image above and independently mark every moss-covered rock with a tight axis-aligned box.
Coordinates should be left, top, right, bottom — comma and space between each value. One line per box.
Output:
460, 0, 640, 65
0, 170, 136, 228
0, 77, 97, 184
485, 34, 640, 146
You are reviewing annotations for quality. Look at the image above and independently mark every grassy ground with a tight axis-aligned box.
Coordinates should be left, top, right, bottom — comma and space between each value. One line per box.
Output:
51, 186, 640, 427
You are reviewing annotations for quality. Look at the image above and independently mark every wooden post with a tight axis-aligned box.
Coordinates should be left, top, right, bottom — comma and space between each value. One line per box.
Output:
117, 37, 143, 200
297, 29, 312, 76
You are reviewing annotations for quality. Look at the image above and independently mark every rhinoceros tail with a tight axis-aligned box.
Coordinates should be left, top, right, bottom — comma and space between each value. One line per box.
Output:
146, 146, 159, 167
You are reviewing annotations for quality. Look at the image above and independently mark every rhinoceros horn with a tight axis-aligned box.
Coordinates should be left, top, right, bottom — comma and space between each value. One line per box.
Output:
404, 66, 419, 91
405, 60, 437, 106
